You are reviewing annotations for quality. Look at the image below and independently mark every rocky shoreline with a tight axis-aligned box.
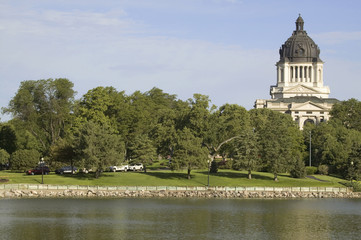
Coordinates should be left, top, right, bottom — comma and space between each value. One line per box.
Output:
1, 189, 361, 199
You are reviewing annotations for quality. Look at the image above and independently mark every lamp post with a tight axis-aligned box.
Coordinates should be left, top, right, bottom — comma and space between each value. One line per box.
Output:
40, 157, 44, 184
207, 160, 210, 187
350, 161, 354, 187
309, 131, 312, 167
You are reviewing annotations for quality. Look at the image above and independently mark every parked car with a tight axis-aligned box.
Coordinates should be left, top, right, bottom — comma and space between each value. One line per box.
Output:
109, 165, 128, 172
27, 166, 50, 175
128, 163, 144, 171
55, 166, 78, 174
78, 168, 92, 174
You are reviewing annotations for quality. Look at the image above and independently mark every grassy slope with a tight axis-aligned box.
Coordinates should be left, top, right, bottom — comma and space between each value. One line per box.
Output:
0, 169, 347, 187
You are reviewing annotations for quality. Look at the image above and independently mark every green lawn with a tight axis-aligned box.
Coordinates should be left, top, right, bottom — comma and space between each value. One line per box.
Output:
0, 169, 348, 187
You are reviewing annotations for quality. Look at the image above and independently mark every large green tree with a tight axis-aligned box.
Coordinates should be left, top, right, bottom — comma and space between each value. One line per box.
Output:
74, 121, 125, 178
128, 134, 157, 171
305, 120, 361, 176
172, 128, 209, 179
0, 149, 10, 167
345, 130, 361, 181
250, 109, 304, 181
150, 92, 189, 159
3, 78, 75, 154
206, 104, 250, 162
232, 129, 260, 179
330, 98, 361, 131
305, 122, 351, 171
11, 149, 40, 171
0, 124, 17, 155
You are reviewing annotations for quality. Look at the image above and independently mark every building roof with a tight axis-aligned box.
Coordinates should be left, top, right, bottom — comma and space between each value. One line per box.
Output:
268, 96, 339, 104
278, 14, 322, 63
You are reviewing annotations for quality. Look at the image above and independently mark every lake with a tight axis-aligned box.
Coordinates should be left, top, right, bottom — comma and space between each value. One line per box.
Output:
0, 198, 360, 239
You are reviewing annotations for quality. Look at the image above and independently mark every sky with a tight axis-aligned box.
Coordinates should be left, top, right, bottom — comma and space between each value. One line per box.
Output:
1, 0, 361, 121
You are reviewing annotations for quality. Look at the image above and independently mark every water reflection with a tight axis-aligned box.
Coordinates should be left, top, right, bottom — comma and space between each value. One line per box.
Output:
0, 198, 361, 239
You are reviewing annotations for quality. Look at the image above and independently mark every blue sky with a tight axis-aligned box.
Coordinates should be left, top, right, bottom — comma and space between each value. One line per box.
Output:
1, 0, 361, 121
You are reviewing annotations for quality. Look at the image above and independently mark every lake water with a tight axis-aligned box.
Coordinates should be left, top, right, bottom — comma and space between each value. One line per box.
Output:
0, 198, 361, 240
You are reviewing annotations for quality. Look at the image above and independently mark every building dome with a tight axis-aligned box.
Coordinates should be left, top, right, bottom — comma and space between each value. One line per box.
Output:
279, 15, 322, 63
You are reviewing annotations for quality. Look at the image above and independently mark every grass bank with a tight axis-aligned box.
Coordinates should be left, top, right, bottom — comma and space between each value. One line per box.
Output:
0, 169, 347, 188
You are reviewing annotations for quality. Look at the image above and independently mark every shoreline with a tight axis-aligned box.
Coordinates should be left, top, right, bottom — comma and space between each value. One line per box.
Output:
1, 188, 361, 199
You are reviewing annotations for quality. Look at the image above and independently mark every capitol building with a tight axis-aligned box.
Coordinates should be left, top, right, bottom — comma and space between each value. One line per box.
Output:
255, 15, 339, 129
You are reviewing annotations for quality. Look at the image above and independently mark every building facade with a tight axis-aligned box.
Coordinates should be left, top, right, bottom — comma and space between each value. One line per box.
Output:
255, 15, 339, 129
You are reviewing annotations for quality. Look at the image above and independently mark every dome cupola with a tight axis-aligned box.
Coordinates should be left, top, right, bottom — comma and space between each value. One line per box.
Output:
279, 14, 322, 63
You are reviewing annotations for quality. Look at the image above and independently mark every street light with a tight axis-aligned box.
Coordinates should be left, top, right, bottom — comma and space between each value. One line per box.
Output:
350, 161, 354, 187
309, 131, 312, 167
207, 160, 210, 187
40, 157, 44, 184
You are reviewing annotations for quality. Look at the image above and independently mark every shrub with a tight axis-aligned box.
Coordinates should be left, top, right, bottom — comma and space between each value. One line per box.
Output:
290, 158, 306, 178
352, 182, 361, 192
317, 165, 329, 175
305, 166, 317, 175
343, 181, 361, 192
11, 149, 40, 171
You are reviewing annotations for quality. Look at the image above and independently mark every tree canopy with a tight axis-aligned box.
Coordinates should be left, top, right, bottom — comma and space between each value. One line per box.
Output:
2, 79, 361, 181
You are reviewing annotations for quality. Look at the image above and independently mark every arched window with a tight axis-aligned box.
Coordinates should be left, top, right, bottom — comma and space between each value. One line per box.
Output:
304, 119, 315, 127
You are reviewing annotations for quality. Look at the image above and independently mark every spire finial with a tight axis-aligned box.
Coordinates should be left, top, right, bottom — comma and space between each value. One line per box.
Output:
296, 14, 304, 31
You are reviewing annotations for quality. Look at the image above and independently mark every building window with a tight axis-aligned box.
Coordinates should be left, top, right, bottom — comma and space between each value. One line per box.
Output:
295, 111, 299, 114
320, 111, 324, 114
306, 111, 312, 114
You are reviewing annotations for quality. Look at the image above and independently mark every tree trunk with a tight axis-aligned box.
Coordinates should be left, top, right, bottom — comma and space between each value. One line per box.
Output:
187, 168, 191, 179
248, 170, 252, 180
95, 169, 101, 179
274, 173, 278, 182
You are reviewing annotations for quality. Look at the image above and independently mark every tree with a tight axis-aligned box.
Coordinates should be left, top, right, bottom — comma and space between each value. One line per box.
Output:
3, 78, 75, 154
290, 156, 306, 178
150, 98, 189, 159
232, 129, 259, 179
49, 138, 76, 170
172, 128, 209, 179
128, 134, 157, 172
206, 104, 250, 162
11, 149, 40, 171
347, 147, 361, 182
209, 160, 218, 173
250, 109, 304, 181
330, 98, 361, 131
0, 124, 17, 155
76, 86, 127, 127
305, 121, 352, 174
186, 94, 212, 132
0, 149, 10, 167
74, 121, 125, 178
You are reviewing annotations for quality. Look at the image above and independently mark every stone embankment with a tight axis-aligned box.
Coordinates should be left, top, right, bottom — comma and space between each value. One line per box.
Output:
1, 189, 361, 199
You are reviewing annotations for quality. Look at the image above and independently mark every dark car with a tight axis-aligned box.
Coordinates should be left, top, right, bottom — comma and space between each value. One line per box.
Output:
55, 166, 77, 174
27, 166, 50, 175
